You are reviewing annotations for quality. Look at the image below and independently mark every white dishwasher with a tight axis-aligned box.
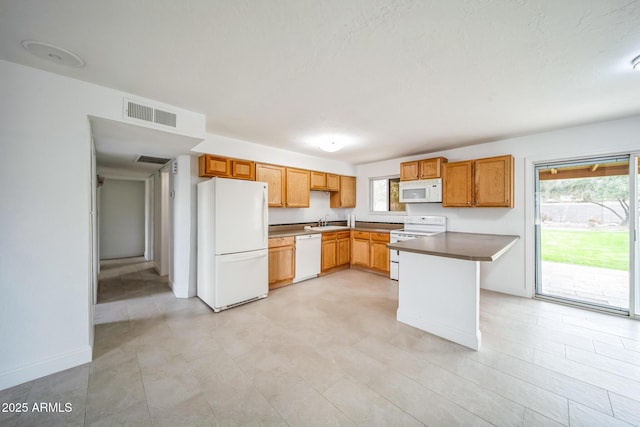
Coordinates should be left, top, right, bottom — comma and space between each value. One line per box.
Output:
293, 234, 321, 283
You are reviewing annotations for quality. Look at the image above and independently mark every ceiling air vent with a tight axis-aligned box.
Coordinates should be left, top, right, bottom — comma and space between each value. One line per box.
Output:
125, 100, 177, 128
136, 155, 171, 165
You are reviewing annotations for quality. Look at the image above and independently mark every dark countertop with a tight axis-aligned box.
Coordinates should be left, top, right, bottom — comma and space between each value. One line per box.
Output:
387, 232, 519, 262
268, 222, 402, 238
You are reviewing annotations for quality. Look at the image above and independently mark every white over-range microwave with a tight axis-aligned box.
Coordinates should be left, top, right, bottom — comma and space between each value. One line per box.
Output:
399, 178, 442, 203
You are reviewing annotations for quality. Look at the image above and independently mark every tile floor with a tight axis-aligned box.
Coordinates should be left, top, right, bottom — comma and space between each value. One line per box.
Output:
2, 260, 640, 426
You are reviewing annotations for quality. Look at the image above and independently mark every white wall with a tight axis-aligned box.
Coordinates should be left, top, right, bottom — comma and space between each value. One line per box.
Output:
99, 179, 146, 259
193, 133, 358, 225
153, 168, 170, 276
193, 134, 355, 176
171, 155, 206, 298
356, 115, 640, 298
144, 176, 154, 261
268, 191, 353, 225
0, 59, 205, 391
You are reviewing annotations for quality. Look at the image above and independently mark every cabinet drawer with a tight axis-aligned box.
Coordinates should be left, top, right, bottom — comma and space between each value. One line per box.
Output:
353, 230, 370, 240
370, 232, 390, 242
337, 231, 351, 239
268, 237, 294, 248
322, 232, 337, 241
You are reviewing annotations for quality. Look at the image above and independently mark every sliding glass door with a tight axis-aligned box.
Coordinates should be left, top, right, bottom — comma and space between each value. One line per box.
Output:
535, 156, 631, 313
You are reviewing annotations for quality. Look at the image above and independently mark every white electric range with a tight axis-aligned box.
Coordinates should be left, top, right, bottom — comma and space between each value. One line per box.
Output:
389, 215, 447, 280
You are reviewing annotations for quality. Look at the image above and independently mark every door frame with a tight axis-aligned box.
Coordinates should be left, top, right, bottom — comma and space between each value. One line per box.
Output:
526, 151, 638, 317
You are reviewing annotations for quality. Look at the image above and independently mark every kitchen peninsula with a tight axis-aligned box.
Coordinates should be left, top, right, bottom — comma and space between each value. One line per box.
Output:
387, 232, 519, 351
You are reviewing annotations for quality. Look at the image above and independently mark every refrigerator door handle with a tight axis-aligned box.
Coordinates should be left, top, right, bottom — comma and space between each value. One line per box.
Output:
262, 188, 267, 245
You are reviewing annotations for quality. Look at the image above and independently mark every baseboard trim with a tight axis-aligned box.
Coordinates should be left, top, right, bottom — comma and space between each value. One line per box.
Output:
0, 346, 92, 391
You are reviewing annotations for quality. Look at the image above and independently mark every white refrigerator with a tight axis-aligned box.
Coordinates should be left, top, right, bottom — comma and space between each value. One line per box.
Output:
197, 177, 269, 312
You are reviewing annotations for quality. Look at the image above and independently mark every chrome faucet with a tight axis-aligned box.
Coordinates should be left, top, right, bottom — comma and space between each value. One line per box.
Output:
318, 215, 329, 227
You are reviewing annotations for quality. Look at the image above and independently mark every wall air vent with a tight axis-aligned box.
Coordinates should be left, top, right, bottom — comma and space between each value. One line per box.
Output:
127, 102, 154, 122
136, 155, 171, 165
125, 100, 177, 128
154, 109, 177, 127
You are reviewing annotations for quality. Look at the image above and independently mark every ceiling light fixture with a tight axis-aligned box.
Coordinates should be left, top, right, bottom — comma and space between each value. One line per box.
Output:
319, 141, 343, 152
21, 40, 85, 68
632, 54, 640, 71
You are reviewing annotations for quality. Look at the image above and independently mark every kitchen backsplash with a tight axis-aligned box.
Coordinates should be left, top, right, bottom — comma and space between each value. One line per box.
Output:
268, 191, 351, 225
267, 189, 408, 226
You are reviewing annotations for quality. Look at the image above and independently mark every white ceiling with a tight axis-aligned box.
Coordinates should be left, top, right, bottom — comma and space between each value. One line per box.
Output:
2, 0, 640, 165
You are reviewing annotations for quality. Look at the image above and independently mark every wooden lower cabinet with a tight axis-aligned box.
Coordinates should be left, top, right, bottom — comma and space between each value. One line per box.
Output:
369, 232, 390, 274
351, 231, 370, 267
322, 231, 350, 273
321, 232, 337, 272
351, 230, 390, 275
337, 233, 350, 266
268, 230, 390, 283
268, 237, 295, 289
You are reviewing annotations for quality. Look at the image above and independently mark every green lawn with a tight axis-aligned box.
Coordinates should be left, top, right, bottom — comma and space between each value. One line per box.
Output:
541, 229, 629, 271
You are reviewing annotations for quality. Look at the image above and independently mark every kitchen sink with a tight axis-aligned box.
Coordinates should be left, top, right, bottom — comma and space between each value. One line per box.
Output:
307, 225, 350, 231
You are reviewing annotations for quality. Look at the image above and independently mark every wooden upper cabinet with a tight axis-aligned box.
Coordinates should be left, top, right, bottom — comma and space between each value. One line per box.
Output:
474, 155, 514, 208
311, 171, 341, 192
256, 163, 286, 207
442, 160, 474, 207
400, 161, 419, 181
285, 168, 310, 208
231, 159, 255, 181
199, 154, 254, 180
326, 174, 340, 192
330, 176, 356, 208
419, 157, 447, 179
310, 171, 327, 190
442, 155, 514, 208
401, 157, 447, 181
199, 155, 231, 177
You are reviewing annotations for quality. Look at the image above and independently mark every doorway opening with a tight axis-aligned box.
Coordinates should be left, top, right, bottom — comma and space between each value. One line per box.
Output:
534, 156, 631, 313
